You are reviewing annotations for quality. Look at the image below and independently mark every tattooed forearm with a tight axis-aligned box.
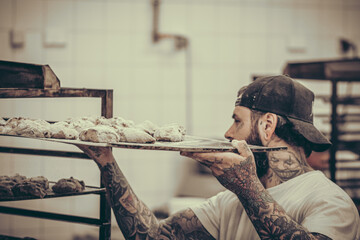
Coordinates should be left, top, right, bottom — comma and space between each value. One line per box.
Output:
217, 161, 328, 240
101, 162, 159, 239
100, 162, 214, 240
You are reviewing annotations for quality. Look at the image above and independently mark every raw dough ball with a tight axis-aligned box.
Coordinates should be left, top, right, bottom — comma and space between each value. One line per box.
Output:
66, 116, 98, 125
136, 120, 159, 136
96, 116, 135, 128
13, 121, 47, 138
79, 125, 119, 143
154, 123, 186, 142
0, 175, 18, 188
118, 128, 156, 143
0, 174, 49, 199
68, 119, 95, 133
33, 119, 51, 127
80, 116, 98, 124
0, 118, 7, 126
112, 117, 135, 128
29, 176, 49, 190
52, 177, 85, 194
0, 175, 11, 182
0, 184, 13, 197
94, 116, 117, 127
48, 121, 78, 139
10, 174, 27, 183
0, 125, 12, 135
0, 175, 21, 198
5, 117, 24, 128
12, 181, 47, 198
6, 118, 50, 138
1, 117, 23, 135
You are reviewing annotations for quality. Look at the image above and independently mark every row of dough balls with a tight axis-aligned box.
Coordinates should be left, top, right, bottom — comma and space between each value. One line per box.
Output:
0, 117, 186, 143
0, 174, 85, 198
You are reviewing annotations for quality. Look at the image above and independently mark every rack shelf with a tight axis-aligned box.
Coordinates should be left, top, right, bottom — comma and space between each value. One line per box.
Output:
0, 87, 113, 240
0, 183, 105, 202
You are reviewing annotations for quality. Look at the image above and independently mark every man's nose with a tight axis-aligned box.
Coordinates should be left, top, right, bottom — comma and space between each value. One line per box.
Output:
224, 127, 233, 141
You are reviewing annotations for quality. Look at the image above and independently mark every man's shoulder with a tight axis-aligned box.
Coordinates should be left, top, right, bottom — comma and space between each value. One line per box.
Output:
285, 170, 335, 190
270, 171, 351, 202
295, 171, 356, 211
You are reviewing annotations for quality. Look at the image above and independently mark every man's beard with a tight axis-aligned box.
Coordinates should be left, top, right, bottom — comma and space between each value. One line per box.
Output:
245, 122, 269, 178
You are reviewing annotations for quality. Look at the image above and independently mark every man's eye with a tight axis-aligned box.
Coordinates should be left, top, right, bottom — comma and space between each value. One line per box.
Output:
234, 119, 240, 123
285, 159, 293, 165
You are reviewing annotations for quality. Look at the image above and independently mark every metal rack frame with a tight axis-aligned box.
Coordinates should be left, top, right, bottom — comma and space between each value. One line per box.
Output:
284, 59, 360, 183
0, 87, 113, 240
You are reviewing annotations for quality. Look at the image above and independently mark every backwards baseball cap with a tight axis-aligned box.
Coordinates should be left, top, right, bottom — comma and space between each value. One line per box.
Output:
235, 75, 331, 152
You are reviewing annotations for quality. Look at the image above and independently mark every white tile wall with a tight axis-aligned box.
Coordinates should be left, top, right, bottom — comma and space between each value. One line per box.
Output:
14, 31, 43, 63
188, 3, 216, 34
238, 36, 268, 66
73, 64, 105, 88
238, 4, 269, 35
132, 1, 153, 34
0, 31, 12, 60
14, 0, 43, 31
268, 5, 294, 35
105, 1, 134, 33
319, 7, 344, 37
45, 1, 74, 30
191, 35, 219, 65
105, 33, 133, 66
344, 7, 360, 37
73, 32, 105, 65
293, 6, 321, 36
0, 0, 13, 29
74, 1, 104, 31
0, 0, 360, 238
160, 1, 189, 34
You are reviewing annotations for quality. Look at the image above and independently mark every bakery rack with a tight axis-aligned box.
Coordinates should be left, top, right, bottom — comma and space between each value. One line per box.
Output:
0, 61, 113, 240
284, 58, 360, 209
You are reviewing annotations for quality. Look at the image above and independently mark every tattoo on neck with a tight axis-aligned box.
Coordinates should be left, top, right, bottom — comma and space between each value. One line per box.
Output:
267, 147, 311, 183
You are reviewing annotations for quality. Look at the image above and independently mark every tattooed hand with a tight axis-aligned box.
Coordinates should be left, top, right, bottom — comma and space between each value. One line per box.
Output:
76, 144, 115, 167
181, 140, 259, 195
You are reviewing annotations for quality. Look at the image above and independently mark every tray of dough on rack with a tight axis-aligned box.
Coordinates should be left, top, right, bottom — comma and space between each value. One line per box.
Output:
0, 134, 287, 153
0, 182, 105, 202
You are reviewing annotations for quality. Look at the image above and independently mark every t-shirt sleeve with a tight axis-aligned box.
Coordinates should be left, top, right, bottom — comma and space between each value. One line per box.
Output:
301, 193, 360, 240
190, 191, 226, 239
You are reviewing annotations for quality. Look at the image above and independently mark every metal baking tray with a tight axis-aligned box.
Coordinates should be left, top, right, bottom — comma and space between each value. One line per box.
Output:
109, 136, 287, 152
0, 134, 287, 153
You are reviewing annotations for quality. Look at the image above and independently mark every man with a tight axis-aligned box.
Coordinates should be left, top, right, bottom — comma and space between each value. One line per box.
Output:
78, 75, 359, 239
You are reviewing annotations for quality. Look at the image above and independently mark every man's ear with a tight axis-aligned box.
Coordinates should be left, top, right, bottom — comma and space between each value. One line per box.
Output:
259, 113, 278, 141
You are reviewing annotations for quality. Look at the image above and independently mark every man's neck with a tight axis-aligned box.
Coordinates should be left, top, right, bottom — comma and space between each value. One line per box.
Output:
260, 138, 313, 189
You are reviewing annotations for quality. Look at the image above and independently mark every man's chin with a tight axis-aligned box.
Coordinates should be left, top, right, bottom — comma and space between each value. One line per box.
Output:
246, 137, 268, 178
245, 138, 263, 147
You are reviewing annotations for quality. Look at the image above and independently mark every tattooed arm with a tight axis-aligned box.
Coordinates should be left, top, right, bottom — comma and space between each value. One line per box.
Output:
182, 140, 331, 240
77, 145, 215, 240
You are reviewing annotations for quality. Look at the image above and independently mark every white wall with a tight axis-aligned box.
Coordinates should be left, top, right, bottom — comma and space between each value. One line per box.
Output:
0, 0, 360, 239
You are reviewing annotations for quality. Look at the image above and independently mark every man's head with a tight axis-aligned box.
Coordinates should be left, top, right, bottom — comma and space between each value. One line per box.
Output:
225, 75, 331, 177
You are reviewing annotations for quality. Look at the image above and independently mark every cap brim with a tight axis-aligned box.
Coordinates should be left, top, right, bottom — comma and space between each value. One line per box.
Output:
288, 117, 332, 152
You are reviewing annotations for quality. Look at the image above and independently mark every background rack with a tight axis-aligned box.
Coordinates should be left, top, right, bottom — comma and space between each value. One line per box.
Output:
284, 58, 360, 210
0, 87, 113, 240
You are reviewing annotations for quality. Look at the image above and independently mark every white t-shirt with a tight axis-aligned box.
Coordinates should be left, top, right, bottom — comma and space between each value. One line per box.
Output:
191, 171, 360, 240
